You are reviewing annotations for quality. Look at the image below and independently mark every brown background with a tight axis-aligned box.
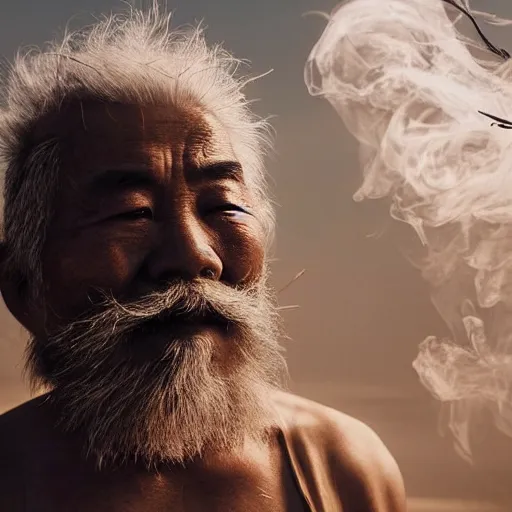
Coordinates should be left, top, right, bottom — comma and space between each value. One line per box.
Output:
1, 1, 511, 510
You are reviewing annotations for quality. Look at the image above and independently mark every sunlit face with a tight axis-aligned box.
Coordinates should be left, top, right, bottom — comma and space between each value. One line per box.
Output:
39, 100, 265, 333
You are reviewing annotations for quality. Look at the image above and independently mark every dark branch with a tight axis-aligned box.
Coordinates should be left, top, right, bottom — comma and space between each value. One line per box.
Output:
478, 110, 512, 130
478, 110, 512, 126
443, 3, 512, 131
442, 0, 510, 60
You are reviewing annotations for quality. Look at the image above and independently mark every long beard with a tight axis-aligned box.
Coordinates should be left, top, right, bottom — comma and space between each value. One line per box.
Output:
25, 276, 288, 469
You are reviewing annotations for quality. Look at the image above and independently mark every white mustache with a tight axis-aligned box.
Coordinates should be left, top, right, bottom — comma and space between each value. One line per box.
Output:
35, 277, 279, 377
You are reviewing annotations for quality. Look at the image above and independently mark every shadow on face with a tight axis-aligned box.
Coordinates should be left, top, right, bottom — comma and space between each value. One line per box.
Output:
36, 100, 266, 332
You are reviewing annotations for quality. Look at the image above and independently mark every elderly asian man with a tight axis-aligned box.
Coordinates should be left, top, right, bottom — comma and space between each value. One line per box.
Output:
0, 7, 406, 512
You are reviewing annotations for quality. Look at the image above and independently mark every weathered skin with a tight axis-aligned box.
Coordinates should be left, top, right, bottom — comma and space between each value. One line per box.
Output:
0, 391, 406, 511
0, 101, 406, 511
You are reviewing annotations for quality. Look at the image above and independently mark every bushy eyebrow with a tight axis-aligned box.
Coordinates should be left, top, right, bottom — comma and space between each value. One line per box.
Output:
83, 160, 244, 196
85, 168, 155, 196
187, 161, 244, 184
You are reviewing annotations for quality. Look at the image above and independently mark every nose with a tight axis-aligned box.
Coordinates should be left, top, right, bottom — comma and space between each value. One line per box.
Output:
145, 213, 223, 283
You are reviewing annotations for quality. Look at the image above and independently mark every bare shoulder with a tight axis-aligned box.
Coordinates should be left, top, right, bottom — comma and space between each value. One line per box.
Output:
0, 395, 50, 511
272, 391, 407, 511
0, 397, 33, 459
0, 399, 32, 510
0, 393, 49, 437
0, 393, 54, 457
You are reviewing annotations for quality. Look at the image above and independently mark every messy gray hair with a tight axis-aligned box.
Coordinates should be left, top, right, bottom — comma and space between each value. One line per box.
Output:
0, 5, 275, 292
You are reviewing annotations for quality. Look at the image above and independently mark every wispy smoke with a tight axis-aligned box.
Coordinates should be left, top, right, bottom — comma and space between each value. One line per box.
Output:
306, 0, 512, 462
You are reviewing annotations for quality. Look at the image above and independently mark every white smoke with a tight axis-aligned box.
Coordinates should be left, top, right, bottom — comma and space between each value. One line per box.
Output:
305, 0, 512, 462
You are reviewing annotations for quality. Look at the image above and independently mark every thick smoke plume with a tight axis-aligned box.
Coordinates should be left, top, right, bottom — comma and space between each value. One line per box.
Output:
306, 0, 512, 462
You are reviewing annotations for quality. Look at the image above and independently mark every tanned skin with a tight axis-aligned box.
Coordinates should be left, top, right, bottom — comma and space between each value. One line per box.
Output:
0, 101, 407, 511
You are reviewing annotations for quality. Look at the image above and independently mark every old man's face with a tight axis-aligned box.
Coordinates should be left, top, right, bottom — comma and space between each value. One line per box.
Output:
23, 100, 285, 467
40, 101, 264, 323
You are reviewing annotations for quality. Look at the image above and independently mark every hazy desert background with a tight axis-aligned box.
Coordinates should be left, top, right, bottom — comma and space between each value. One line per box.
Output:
1, 0, 512, 510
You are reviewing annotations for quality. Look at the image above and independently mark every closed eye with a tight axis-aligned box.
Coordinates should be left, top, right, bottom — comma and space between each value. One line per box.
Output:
209, 203, 250, 216
114, 207, 154, 221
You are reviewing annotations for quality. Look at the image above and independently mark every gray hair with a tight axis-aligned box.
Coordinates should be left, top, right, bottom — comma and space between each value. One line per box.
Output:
0, 5, 275, 292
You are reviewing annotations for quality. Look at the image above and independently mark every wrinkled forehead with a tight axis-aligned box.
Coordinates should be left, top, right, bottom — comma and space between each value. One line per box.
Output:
32, 100, 237, 171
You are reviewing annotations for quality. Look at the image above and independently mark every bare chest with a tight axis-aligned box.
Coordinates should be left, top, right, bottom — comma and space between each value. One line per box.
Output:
16, 435, 308, 512
22, 463, 307, 512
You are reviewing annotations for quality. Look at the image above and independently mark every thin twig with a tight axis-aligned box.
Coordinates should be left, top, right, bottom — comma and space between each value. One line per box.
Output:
278, 269, 306, 294
277, 305, 301, 311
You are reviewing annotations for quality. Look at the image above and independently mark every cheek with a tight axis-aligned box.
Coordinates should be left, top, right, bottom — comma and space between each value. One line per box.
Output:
42, 228, 152, 318
217, 219, 266, 285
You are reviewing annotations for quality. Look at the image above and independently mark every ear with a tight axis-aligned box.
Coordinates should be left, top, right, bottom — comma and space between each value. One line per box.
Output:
0, 241, 33, 328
